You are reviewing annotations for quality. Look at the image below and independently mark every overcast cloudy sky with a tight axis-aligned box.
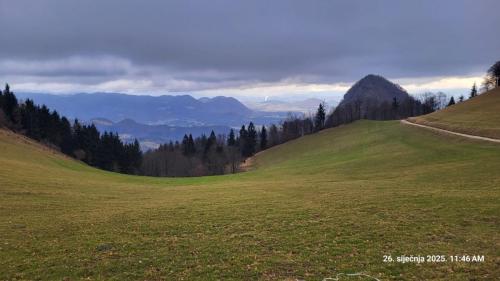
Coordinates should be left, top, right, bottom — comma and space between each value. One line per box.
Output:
0, 0, 499, 100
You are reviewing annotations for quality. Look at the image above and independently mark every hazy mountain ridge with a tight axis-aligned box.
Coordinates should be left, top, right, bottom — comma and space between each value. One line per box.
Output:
15, 92, 286, 127
14, 92, 295, 149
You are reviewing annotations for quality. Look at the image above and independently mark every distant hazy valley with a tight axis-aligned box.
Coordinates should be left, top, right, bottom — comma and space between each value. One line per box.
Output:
16, 92, 305, 149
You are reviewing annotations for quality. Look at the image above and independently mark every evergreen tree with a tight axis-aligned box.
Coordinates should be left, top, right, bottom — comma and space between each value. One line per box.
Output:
227, 129, 236, 146
391, 97, 399, 111
260, 125, 267, 150
469, 83, 478, 98
131, 139, 142, 171
181, 134, 190, 155
1, 84, 18, 123
199, 134, 207, 148
37, 105, 51, 140
204, 130, 217, 154
458, 95, 464, 102
447, 96, 456, 107
59, 117, 74, 155
239, 125, 248, 155
20, 99, 39, 139
239, 125, 247, 139
120, 139, 142, 174
188, 134, 196, 154
245, 122, 257, 157
314, 103, 326, 131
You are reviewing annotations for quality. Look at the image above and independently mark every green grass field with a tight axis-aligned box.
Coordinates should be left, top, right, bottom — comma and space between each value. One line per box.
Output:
409, 87, 500, 139
1, 120, 499, 280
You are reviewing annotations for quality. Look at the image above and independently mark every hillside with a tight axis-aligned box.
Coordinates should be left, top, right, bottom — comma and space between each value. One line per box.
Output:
409, 87, 500, 138
1, 121, 499, 280
339, 74, 410, 107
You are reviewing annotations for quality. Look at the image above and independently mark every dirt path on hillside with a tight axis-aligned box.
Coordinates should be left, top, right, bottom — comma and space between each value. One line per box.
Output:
239, 148, 271, 171
401, 119, 500, 144
239, 157, 254, 172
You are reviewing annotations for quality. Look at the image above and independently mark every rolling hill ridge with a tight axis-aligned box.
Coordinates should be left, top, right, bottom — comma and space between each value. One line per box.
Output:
409, 87, 500, 139
15, 92, 290, 127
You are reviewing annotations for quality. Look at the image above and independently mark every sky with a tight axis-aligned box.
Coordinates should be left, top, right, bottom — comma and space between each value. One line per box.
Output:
0, 0, 499, 102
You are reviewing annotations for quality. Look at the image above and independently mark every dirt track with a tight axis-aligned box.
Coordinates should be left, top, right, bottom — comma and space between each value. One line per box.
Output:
401, 119, 500, 144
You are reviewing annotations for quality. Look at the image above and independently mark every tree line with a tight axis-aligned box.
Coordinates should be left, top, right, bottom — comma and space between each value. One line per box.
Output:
141, 103, 333, 177
0, 85, 142, 174
141, 122, 268, 176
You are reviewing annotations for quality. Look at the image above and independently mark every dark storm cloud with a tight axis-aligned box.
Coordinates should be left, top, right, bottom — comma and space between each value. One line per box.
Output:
0, 0, 499, 90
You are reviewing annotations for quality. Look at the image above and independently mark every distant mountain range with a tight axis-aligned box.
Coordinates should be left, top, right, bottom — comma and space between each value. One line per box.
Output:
16, 92, 298, 150
16, 92, 294, 127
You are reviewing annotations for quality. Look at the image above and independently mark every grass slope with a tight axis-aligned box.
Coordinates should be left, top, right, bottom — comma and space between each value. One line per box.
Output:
409, 87, 500, 138
1, 121, 499, 280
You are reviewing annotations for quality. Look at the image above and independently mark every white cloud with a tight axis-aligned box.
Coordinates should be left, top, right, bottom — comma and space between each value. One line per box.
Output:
396, 75, 483, 95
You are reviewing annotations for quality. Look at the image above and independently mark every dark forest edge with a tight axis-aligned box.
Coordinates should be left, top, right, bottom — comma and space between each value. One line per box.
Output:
0, 86, 142, 174
1, 61, 498, 177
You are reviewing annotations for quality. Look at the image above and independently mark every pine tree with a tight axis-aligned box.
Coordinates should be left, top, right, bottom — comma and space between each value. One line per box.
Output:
469, 83, 478, 98
1, 84, 18, 123
131, 139, 142, 171
20, 99, 39, 139
59, 117, 74, 155
227, 129, 236, 146
260, 126, 267, 150
392, 97, 399, 110
447, 96, 456, 107
188, 134, 196, 154
246, 122, 257, 157
181, 134, 190, 155
120, 139, 141, 174
239, 125, 248, 155
199, 134, 207, 151
76, 124, 100, 165
314, 103, 326, 131
458, 95, 464, 102
204, 130, 217, 154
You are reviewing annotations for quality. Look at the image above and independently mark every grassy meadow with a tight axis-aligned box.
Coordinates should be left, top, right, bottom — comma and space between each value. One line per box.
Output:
1, 120, 499, 280
409, 87, 500, 138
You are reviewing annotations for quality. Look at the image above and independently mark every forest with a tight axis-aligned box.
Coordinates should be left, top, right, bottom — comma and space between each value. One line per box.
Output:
0, 86, 142, 174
